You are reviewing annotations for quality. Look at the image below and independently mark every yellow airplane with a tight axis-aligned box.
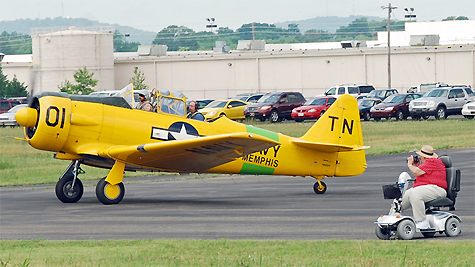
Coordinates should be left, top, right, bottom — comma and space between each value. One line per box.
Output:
15, 84, 368, 205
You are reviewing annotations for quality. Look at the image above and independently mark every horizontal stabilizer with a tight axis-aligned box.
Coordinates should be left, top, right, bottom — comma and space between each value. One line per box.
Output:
291, 139, 370, 153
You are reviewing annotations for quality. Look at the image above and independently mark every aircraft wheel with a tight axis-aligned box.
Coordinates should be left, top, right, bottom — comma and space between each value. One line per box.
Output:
396, 219, 416, 240
445, 217, 461, 237
375, 225, 390, 240
55, 174, 84, 203
96, 177, 125, 205
313, 181, 327, 194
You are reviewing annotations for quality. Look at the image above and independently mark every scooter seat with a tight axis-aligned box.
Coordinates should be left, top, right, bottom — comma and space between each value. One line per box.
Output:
425, 197, 453, 209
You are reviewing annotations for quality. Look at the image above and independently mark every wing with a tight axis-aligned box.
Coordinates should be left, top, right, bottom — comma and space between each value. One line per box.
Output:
105, 132, 280, 172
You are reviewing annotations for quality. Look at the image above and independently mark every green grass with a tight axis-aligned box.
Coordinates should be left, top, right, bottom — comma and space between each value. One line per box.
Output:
1, 119, 474, 186
0, 239, 473, 266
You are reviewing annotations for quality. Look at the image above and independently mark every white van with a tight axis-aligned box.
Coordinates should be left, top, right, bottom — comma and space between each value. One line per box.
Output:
321, 84, 375, 99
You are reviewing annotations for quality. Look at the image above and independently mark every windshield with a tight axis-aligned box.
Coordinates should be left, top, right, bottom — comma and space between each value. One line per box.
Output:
359, 99, 376, 107
206, 100, 228, 108
308, 98, 326, 105
367, 90, 385, 98
7, 104, 28, 113
325, 87, 337, 96
115, 84, 134, 108
257, 94, 281, 103
427, 89, 448, 98
383, 94, 405, 103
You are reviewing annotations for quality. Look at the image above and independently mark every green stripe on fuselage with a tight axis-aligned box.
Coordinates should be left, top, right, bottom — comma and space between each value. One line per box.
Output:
240, 162, 275, 175
245, 125, 279, 142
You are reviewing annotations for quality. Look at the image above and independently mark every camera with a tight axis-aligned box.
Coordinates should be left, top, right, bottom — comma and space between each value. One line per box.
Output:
406, 154, 420, 164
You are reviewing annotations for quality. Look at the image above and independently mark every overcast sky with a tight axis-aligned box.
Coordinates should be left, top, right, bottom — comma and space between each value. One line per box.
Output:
1, 0, 474, 32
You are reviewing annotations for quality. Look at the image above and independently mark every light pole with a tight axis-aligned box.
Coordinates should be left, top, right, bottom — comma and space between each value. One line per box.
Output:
404, 8, 416, 22
206, 18, 217, 48
382, 3, 397, 89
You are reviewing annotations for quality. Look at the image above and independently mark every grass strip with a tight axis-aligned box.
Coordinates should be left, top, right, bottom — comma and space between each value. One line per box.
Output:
0, 239, 474, 267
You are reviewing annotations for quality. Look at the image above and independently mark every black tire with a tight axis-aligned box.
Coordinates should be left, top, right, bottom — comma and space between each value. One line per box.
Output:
374, 117, 381, 121
363, 112, 371, 121
396, 219, 416, 240
423, 115, 430, 120
445, 217, 461, 237
270, 110, 280, 123
411, 115, 421, 120
320, 110, 325, 118
375, 225, 390, 240
422, 232, 436, 238
219, 113, 226, 117
313, 181, 327, 194
55, 174, 84, 203
435, 106, 446, 119
96, 177, 125, 205
396, 110, 405, 121
258, 117, 266, 122
464, 115, 474, 119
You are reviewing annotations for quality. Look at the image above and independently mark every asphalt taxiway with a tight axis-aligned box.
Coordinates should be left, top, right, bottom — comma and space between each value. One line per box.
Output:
1, 148, 473, 240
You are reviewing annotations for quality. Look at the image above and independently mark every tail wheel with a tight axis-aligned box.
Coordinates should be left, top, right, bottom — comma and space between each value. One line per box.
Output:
313, 181, 327, 194
55, 174, 84, 203
445, 217, 461, 237
96, 177, 125, 205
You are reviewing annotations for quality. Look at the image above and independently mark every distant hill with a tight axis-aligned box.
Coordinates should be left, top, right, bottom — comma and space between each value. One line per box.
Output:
275, 15, 385, 33
0, 17, 157, 45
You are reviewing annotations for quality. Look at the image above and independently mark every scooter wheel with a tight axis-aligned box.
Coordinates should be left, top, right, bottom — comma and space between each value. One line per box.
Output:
396, 219, 416, 240
375, 225, 390, 240
445, 217, 461, 237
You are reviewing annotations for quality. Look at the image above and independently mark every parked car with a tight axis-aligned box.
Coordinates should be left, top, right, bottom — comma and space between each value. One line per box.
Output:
0, 99, 21, 114
230, 93, 263, 103
364, 89, 398, 101
358, 98, 382, 121
0, 104, 28, 126
199, 99, 248, 121
191, 99, 214, 109
291, 96, 336, 122
321, 84, 375, 99
371, 93, 421, 121
409, 87, 475, 119
461, 101, 475, 119
407, 82, 448, 93
244, 92, 306, 122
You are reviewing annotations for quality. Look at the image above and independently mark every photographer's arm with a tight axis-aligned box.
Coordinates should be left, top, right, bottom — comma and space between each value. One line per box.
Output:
407, 156, 426, 176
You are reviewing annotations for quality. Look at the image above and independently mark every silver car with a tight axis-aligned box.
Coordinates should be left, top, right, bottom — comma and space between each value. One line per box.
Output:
409, 87, 475, 119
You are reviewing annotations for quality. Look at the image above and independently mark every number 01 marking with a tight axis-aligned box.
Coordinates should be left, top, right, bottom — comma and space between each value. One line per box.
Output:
46, 106, 66, 128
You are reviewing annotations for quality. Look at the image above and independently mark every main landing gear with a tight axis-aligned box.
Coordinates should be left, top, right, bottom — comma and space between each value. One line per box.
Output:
55, 160, 126, 205
312, 176, 327, 194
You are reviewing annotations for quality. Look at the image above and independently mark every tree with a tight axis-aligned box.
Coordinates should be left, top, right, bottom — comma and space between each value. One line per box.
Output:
0, 66, 28, 98
442, 16, 469, 21
58, 67, 98, 95
129, 67, 149, 91
113, 30, 141, 52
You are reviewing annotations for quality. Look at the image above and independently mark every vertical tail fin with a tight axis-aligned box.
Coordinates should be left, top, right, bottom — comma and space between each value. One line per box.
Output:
297, 94, 368, 176
300, 94, 364, 148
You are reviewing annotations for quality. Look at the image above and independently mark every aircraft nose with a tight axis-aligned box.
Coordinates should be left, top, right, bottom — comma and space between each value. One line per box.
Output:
15, 107, 38, 128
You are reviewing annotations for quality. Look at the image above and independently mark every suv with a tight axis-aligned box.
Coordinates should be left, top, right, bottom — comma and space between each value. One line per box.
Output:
409, 87, 475, 119
364, 89, 399, 101
0, 100, 21, 114
322, 84, 375, 99
244, 92, 306, 122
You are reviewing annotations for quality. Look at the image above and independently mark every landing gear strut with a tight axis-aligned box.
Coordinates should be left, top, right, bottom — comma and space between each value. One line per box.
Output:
55, 160, 84, 203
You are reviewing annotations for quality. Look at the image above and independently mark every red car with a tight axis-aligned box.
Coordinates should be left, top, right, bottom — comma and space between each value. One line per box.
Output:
291, 96, 336, 122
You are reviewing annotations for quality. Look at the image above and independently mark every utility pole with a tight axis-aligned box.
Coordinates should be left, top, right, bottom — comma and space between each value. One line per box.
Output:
382, 3, 397, 88
251, 22, 256, 41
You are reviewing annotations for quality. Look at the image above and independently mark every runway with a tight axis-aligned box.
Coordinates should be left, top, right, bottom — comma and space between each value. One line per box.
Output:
1, 148, 473, 240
